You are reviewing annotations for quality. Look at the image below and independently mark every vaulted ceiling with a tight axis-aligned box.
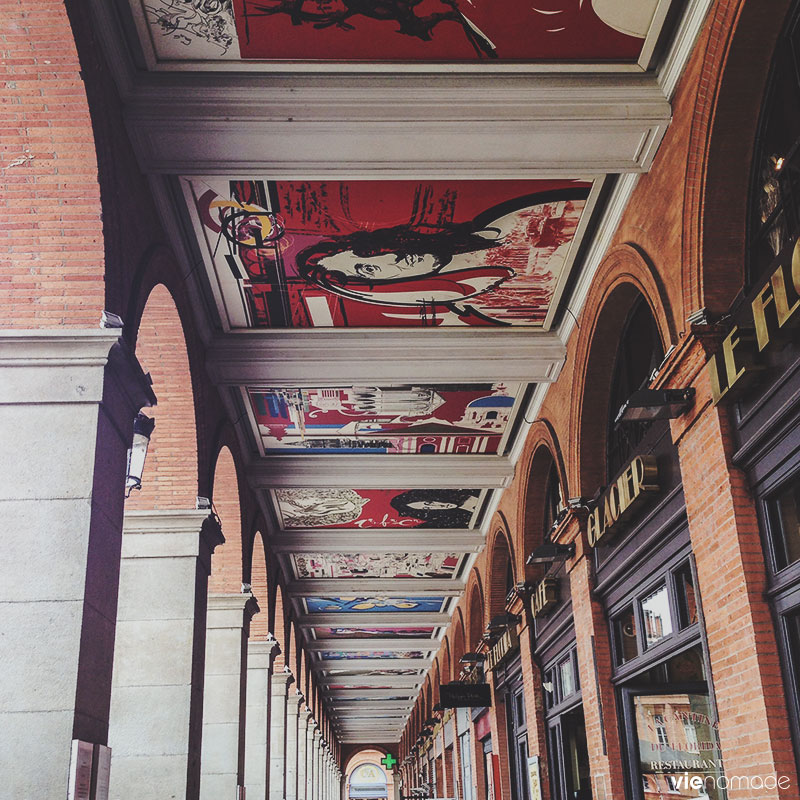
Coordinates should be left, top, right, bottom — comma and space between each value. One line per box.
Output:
90, 0, 711, 744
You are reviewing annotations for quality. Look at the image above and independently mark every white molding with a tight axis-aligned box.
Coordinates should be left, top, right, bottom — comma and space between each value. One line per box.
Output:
274, 531, 483, 555
288, 579, 464, 597
657, 0, 715, 100
249, 456, 513, 489
305, 638, 438, 652
206, 329, 565, 384
318, 675, 422, 687
314, 658, 432, 672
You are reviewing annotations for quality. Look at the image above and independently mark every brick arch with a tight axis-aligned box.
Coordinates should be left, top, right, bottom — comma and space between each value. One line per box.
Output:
430, 658, 441, 707
126, 283, 198, 511
485, 517, 515, 619
569, 254, 674, 496
465, 571, 485, 650
272, 582, 288, 670
1, 2, 105, 331
249, 531, 270, 639
517, 420, 568, 580
683, 0, 794, 316
439, 639, 451, 705
285, 617, 296, 679
208, 444, 247, 593
450, 609, 466, 681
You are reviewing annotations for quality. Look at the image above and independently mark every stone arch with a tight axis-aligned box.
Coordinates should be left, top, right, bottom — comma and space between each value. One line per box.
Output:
485, 519, 516, 619
208, 444, 246, 593
570, 267, 673, 497
684, 0, 795, 315
126, 284, 198, 511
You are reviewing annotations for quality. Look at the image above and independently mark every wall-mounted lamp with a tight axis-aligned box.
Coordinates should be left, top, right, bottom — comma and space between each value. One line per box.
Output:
527, 541, 575, 564
542, 681, 554, 693
487, 612, 521, 632
614, 388, 695, 425
432, 703, 444, 714
459, 652, 486, 664
125, 412, 155, 497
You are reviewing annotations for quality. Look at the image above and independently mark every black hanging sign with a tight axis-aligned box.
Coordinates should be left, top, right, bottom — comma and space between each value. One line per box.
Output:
440, 681, 492, 708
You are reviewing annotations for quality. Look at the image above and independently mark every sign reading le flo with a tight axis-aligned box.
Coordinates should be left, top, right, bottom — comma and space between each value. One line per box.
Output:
587, 455, 659, 547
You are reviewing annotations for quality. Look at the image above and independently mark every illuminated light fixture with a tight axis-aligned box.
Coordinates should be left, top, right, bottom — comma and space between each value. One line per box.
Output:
526, 542, 575, 565
459, 652, 485, 664
542, 681, 554, 693
125, 413, 155, 497
614, 388, 695, 425
487, 612, 521, 632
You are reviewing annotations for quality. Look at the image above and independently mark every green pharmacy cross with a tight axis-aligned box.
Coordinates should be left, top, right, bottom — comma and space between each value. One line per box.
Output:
381, 754, 397, 770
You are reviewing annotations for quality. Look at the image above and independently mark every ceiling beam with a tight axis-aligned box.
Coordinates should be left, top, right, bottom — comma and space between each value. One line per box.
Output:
206, 330, 563, 384
319, 675, 421, 688
305, 638, 438, 652
313, 658, 432, 672
250, 456, 513, 489
273, 531, 483, 555
325, 689, 416, 699
297, 612, 450, 627
289, 579, 463, 597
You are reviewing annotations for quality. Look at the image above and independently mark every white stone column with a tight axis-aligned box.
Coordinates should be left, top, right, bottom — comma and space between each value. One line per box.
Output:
269, 671, 294, 800
108, 510, 223, 800
200, 592, 259, 800
0, 330, 154, 798
245, 639, 279, 800
312, 728, 321, 800
297, 707, 312, 800
306, 720, 316, 800
285, 691, 303, 800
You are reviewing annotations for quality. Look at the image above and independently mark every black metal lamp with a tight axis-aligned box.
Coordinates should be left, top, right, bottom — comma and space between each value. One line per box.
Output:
125, 412, 155, 497
487, 612, 521, 631
614, 388, 695, 424
459, 652, 486, 664
526, 542, 575, 564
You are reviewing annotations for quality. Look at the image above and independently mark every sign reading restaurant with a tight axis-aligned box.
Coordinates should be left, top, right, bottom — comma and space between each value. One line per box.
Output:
708, 236, 800, 404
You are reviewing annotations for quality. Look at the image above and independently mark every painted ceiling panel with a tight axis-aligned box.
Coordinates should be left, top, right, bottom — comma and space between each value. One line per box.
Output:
305, 597, 447, 613
247, 383, 522, 455
324, 668, 422, 676
314, 627, 436, 639
274, 488, 482, 529
293, 552, 461, 579
131, 1, 662, 63
320, 651, 426, 660
184, 178, 591, 329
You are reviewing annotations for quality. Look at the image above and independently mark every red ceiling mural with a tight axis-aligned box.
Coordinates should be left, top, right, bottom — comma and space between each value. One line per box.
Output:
232, 0, 650, 62
188, 178, 591, 328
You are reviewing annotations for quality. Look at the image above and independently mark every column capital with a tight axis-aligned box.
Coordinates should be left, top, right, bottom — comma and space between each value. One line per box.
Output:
207, 592, 260, 627
121, 510, 224, 571
272, 670, 295, 693
247, 638, 281, 669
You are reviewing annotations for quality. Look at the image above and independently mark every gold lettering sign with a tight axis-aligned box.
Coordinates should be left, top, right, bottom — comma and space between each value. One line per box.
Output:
709, 238, 800, 404
588, 455, 659, 547
485, 627, 519, 672
531, 577, 559, 618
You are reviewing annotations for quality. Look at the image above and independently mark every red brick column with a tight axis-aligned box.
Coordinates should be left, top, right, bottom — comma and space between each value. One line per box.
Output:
567, 516, 626, 800
450, 716, 463, 800
486, 683, 513, 800
661, 334, 800, 799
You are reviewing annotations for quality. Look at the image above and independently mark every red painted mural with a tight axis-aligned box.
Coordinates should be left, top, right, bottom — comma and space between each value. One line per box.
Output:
230, 0, 653, 61
189, 178, 591, 328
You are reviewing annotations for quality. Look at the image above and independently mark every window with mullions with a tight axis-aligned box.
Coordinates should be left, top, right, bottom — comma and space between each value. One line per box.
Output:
543, 462, 565, 538
766, 472, 800, 572
748, 10, 800, 285
611, 561, 698, 667
606, 298, 664, 479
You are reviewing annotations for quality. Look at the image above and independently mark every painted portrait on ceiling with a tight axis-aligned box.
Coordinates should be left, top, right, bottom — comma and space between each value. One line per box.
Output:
188, 178, 591, 328
274, 488, 482, 529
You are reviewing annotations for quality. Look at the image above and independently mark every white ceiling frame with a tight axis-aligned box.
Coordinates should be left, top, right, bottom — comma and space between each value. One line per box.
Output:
319, 675, 422, 687
206, 329, 564, 385
306, 639, 438, 652
298, 613, 451, 626
313, 659, 433, 672
275, 531, 483, 555
325, 689, 416, 699
289, 579, 464, 597
248, 456, 513, 489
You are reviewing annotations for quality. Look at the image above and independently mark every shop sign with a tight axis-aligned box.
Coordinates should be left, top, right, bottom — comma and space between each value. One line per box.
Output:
708, 236, 800, 404
440, 682, 492, 709
526, 756, 543, 800
587, 455, 659, 547
531, 577, 559, 617
485, 626, 519, 672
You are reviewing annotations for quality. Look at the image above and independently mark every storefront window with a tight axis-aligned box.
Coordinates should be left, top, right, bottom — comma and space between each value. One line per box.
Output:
614, 606, 639, 664
767, 473, 800, 570
641, 585, 673, 648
